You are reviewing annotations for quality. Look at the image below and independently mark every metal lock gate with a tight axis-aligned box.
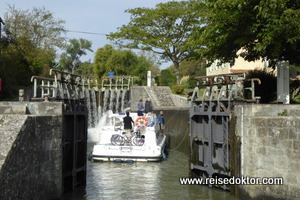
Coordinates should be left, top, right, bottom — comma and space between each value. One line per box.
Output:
189, 73, 260, 189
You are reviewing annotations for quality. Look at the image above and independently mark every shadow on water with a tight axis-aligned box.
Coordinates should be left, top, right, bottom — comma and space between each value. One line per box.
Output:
60, 109, 240, 200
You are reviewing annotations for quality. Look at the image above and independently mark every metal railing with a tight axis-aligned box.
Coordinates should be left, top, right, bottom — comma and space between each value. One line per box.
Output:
193, 73, 261, 104
101, 76, 138, 91
31, 69, 99, 100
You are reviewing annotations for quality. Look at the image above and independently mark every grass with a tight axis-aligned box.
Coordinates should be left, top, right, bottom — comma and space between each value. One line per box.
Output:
175, 87, 205, 99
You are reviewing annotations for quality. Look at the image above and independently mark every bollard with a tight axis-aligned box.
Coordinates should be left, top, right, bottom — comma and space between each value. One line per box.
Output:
19, 89, 24, 102
255, 96, 261, 104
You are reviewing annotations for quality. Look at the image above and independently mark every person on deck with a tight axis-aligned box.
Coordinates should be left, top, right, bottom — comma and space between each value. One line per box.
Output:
157, 110, 165, 134
137, 99, 144, 116
123, 112, 134, 139
144, 98, 153, 114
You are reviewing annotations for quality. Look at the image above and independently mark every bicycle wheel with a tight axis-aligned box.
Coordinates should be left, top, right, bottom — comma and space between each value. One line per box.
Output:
114, 135, 125, 146
111, 134, 119, 145
132, 136, 145, 146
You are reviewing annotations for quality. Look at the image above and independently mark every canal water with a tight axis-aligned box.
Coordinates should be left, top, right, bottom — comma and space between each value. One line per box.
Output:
62, 149, 239, 200
61, 110, 240, 200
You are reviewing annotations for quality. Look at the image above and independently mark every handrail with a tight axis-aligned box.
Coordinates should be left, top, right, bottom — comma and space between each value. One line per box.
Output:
31, 69, 100, 100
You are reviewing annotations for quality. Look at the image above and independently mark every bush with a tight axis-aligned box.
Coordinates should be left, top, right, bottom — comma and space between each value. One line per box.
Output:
245, 69, 277, 103
290, 79, 300, 103
185, 76, 198, 88
172, 85, 185, 94
157, 69, 176, 86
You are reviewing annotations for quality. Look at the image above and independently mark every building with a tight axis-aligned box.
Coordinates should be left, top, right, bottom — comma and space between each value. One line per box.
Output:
206, 49, 269, 76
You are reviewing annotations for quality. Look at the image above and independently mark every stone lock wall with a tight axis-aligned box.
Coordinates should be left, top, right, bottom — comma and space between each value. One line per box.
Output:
163, 109, 190, 155
0, 102, 64, 200
130, 86, 189, 112
234, 104, 300, 200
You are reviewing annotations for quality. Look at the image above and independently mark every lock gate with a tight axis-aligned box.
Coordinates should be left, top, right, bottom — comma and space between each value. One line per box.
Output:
30, 69, 100, 192
189, 73, 260, 189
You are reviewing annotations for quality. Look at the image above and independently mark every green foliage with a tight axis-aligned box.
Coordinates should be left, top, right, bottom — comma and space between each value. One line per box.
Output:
290, 78, 300, 103
172, 85, 185, 94
59, 38, 93, 73
93, 45, 153, 84
186, 77, 199, 89
0, 54, 24, 99
138, 51, 161, 77
4, 5, 65, 74
157, 69, 177, 86
245, 69, 277, 103
195, 0, 300, 68
277, 109, 288, 116
107, 1, 204, 83
93, 45, 114, 77
0, 5, 65, 100
179, 60, 206, 88
292, 94, 300, 103
78, 61, 94, 77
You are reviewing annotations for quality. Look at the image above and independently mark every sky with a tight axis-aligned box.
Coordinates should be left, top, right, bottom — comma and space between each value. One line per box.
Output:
0, 0, 174, 69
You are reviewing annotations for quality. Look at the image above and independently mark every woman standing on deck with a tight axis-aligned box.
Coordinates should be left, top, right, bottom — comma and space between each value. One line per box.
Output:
137, 99, 144, 116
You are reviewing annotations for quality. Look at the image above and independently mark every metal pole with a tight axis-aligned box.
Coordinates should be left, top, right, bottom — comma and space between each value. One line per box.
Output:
0, 17, 5, 55
0, 20, 2, 40
0, 17, 4, 39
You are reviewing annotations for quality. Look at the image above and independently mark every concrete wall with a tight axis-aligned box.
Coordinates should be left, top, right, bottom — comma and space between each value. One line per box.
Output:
130, 86, 150, 111
0, 102, 63, 200
130, 86, 189, 112
234, 104, 300, 200
164, 109, 190, 155
171, 94, 190, 108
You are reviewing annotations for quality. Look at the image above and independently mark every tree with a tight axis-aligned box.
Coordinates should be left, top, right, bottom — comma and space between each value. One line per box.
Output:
138, 51, 161, 78
107, 1, 204, 84
78, 61, 94, 77
179, 59, 206, 77
157, 68, 177, 86
245, 69, 277, 103
3, 5, 66, 74
0, 5, 65, 99
167, 59, 206, 88
59, 38, 93, 73
195, 0, 300, 68
93, 45, 153, 84
179, 59, 206, 88
93, 45, 114, 77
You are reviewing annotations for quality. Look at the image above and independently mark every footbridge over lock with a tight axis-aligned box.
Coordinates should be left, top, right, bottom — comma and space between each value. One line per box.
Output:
99, 76, 136, 113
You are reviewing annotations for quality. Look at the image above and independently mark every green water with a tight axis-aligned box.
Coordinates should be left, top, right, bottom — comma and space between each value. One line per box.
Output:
62, 149, 239, 200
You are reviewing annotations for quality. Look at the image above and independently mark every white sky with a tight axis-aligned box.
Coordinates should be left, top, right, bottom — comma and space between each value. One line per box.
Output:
0, 0, 174, 69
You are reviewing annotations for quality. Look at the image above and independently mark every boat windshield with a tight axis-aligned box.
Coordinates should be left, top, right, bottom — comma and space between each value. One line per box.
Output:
145, 113, 156, 127
102, 116, 123, 127
101, 113, 157, 127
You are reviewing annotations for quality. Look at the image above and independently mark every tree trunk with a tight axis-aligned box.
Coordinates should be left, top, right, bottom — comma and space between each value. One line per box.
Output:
174, 61, 180, 85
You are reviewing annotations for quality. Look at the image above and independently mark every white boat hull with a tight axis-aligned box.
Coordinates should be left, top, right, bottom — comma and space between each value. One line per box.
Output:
92, 135, 166, 162
91, 112, 167, 162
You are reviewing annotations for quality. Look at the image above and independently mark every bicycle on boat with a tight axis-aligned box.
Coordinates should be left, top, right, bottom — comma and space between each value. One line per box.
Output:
111, 130, 145, 146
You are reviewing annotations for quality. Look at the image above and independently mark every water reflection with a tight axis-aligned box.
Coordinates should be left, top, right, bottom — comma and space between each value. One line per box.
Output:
62, 148, 239, 200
